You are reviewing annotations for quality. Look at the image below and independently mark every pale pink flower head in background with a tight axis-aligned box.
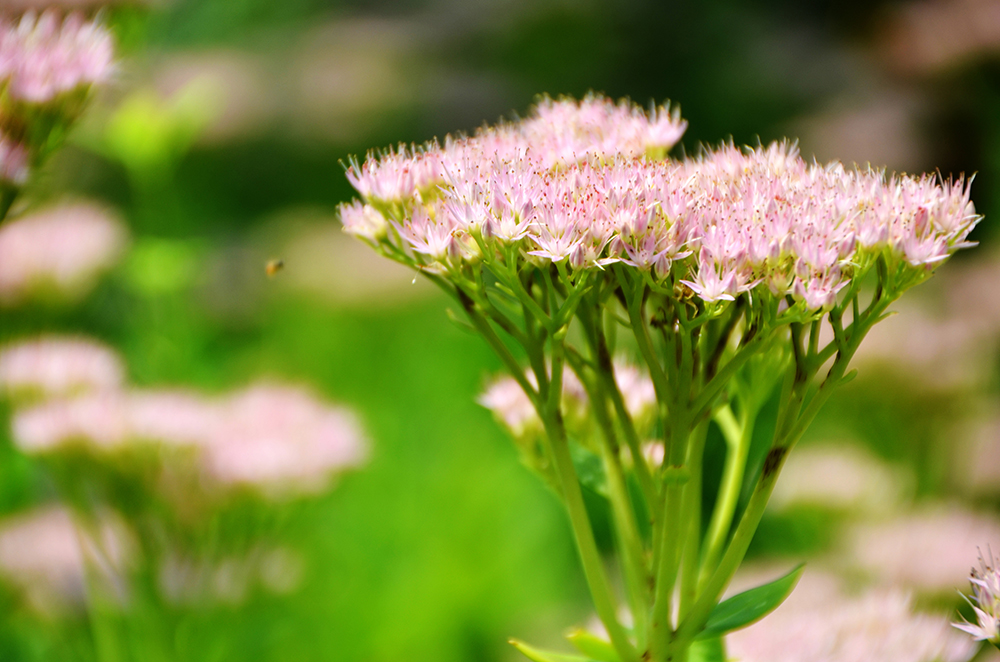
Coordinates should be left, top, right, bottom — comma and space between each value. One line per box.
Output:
848, 506, 1000, 594
0, 9, 114, 106
767, 443, 909, 514
0, 201, 128, 304
0, 335, 125, 400
954, 549, 1000, 646
11, 383, 368, 498
11, 388, 219, 455
201, 384, 368, 496
728, 581, 975, 662
0, 505, 130, 615
478, 359, 658, 442
478, 373, 541, 440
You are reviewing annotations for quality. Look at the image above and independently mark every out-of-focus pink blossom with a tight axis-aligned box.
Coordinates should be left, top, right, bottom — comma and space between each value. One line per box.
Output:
14, 391, 156, 453
12, 383, 368, 497
728, 567, 975, 662
849, 506, 1000, 593
479, 359, 657, 440
881, 0, 1000, 76
0, 506, 129, 615
0, 202, 127, 304
768, 443, 909, 514
960, 415, 1000, 496
201, 384, 368, 495
478, 374, 540, 439
0, 335, 125, 399
0, 10, 114, 105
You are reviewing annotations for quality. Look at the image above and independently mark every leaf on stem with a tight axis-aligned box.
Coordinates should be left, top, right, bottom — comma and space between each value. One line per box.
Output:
565, 628, 620, 662
510, 639, 599, 662
695, 563, 804, 640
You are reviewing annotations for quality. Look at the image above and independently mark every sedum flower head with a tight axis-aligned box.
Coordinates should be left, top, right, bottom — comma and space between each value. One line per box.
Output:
0, 10, 114, 106
954, 549, 1000, 646
340, 95, 979, 310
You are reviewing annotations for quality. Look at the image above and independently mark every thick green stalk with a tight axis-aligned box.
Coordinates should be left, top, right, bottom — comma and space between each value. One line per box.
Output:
577, 302, 660, 518
699, 404, 751, 588
541, 387, 641, 662
615, 268, 670, 408
672, 440, 788, 649
678, 421, 709, 619
540, 334, 640, 662
649, 406, 692, 660
568, 351, 652, 651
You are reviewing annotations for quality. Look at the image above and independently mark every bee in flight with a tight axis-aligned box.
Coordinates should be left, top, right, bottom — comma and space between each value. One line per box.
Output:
265, 259, 285, 277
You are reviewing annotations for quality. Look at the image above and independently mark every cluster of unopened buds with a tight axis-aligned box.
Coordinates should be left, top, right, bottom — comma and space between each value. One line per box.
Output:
0, 9, 114, 205
341, 94, 982, 662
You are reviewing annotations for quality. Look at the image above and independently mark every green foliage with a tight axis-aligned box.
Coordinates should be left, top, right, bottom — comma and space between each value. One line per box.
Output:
696, 564, 804, 640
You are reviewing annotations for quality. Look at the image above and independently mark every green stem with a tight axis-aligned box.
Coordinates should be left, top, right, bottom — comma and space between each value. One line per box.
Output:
566, 351, 651, 646
616, 268, 670, 408
676, 298, 892, 646
458, 291, 536, 399
690, 329, 773, 419
678, 421, 708, 620
699, 404, 751, 589
577, 302, 660, 519
542, 343, 640, 662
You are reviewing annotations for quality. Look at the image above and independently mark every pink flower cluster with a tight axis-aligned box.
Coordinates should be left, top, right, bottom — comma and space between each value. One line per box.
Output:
0, 201, 127, 304
954, 550, 1000, 645
0, 10, 114, 106
341, 96, 979, 310
11, 383, 368, 496
0, 336, 125, 399
728, 582, 974, 662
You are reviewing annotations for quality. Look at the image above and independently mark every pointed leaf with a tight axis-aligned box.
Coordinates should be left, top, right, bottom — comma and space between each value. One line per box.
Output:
565, 628, 620, 662
696, 563, 804, 640
510, 639, 597, 662
837, 369, 858, 387
445, 308, 477, 334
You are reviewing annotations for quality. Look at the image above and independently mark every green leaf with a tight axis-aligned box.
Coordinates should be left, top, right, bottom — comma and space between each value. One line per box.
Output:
837, 369, 858, 387
445, 308, 477, 334
510, 639, 597, 662
565, 628, 619, 662
570, 443, 608, 496
689, 637, 725, 662
696, 563, 804, 640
